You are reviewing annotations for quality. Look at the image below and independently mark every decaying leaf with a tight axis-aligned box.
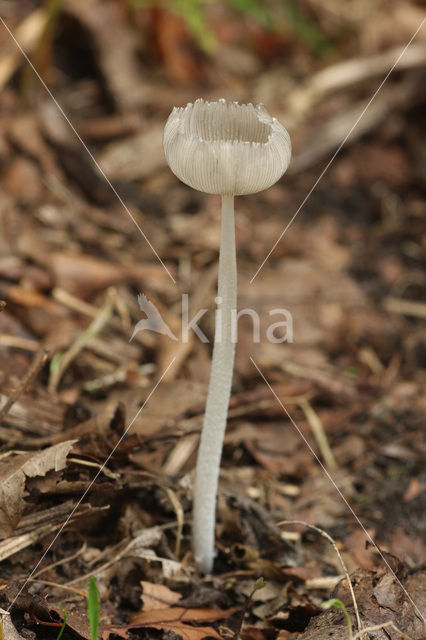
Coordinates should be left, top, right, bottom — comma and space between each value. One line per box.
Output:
0, 440, 76, 538
129, 606, 237, 640
0, 1, 424, 635
0, 612, 26, 640
298, 567, 426, 640
49, 604, 92, 640
141, 581, 181, 611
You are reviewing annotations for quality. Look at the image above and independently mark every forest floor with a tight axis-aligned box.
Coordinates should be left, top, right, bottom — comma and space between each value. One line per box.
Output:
0, 2, 425, 639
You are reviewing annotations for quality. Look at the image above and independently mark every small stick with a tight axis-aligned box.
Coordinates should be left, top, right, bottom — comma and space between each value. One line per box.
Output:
48, 288, 115, 393
384, 297, 426, 320
0, 335, 40, 351
27, 578, 87, 597
354, 621, 414, 640
33, 543, 87, 579
230, 577, 266, 640
299, 399, 337, 471
52, 287, 99, 317
165, 488, 184, 561
67, 457, 119, 480
278, 520, 362, 638
0, 348, 49, 422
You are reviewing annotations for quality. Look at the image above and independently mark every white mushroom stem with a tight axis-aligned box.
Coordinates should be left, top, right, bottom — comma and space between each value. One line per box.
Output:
163, 99, 291, 573
193, 194, 237, 573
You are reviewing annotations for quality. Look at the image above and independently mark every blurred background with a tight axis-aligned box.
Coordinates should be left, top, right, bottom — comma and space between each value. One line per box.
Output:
0, 0, 425, 634
0, 0, 425, 402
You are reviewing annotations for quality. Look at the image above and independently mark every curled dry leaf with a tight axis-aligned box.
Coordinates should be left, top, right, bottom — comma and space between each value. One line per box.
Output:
0, 612, 27, 640
0, 440, 76, 539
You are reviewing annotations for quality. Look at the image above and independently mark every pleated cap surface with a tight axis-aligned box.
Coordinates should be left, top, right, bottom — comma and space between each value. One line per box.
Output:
163, 98, 291, 196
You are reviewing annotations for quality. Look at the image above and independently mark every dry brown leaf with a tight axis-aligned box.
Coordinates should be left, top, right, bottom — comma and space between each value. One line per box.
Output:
98, 126, 166, 181
0, 440, 76, 539
236, 261, 366, 375
141, 580, 181, 610
300, 567, 426, 640
130, 606, 237, 640
344, 529, 376, 570
49, 252, 128, 299
388, 526, 426, 567
0, 613, 26, 639
48, 605, 92, 640
131, 379, 206, 436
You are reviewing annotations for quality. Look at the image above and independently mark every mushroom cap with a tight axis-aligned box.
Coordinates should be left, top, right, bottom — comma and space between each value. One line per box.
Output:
163, 98, 291, 196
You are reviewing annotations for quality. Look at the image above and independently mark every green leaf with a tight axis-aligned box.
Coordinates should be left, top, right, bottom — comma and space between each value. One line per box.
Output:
254, 577, 266, 591
88, 577, 100, 640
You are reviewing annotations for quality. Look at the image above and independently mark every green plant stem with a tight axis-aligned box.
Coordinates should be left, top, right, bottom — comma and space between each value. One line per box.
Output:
55, 607, 67, 640
322, 599, 353, 640
193, 194, 237, 573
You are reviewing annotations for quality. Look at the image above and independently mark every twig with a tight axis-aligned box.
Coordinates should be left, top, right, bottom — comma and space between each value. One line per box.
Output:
278, 520, 362, 638
32, 543, 87, 580
67, 457, 120, 480
165, 488, 184, 561
299, 399, 337, 471
52, 287, 102, 317
48, 288, 115, 393
384, 297, 426, 320
0, 9, 47, 90
0, 335, 40, 351
52, 286, 148, 345
353, 620, 414, 640
230, 577, 266, 640
0, 349, 49, 423
285, 42, 426, 123
27, 578, 87, 597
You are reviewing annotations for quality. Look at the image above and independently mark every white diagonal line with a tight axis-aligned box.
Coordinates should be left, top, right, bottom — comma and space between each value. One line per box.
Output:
0, 17, 176, 285
251, 18, 425, 283
7, 357, 176, 612
250, 356, 425, 623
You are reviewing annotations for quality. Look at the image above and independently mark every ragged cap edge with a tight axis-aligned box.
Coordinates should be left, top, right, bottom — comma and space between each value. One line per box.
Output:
163, 98, 291, 195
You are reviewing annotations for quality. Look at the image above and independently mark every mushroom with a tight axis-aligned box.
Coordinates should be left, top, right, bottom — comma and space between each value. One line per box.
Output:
163, 98, 291, 573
